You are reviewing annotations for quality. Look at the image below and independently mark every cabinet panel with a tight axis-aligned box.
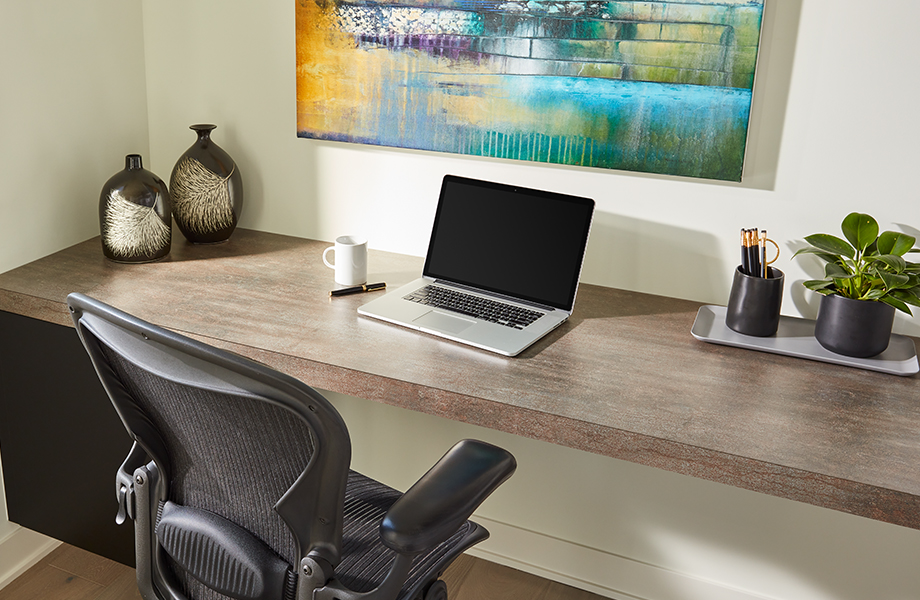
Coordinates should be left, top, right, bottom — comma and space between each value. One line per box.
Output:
0, 310, 134, 565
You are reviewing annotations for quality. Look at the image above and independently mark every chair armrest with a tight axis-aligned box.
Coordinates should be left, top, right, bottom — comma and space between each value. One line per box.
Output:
380, 439, 516, 555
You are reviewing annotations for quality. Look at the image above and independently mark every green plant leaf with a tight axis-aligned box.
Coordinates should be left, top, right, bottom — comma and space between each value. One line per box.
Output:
878, 231, 916, 257
881, 295, 913, 315
893, 234, 916, 256
877, 269, 911, 290
873, 254, 907, 273
862, 288, 886, 300
802, 234, 854, 259
803, 279, 835, 292
824, 262, 850, 278
877, 231, 897, 255
891, 290, 920, 307
894, 275, 912, 289
841, 213, 878, 253
791, 247, 843, 264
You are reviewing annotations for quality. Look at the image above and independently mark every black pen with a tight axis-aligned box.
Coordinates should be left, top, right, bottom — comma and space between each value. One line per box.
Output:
329, 282, 386, 297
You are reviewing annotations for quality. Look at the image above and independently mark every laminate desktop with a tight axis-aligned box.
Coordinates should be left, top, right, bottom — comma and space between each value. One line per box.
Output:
1, 229, 919, 532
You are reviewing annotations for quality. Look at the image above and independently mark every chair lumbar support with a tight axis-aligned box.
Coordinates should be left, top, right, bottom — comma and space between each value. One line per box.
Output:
156, 501, 294, 600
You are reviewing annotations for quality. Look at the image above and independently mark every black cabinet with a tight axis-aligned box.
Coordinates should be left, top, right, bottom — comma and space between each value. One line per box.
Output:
0, 310, 134, 565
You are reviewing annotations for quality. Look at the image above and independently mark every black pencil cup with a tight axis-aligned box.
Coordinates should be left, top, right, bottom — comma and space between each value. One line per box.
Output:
726, 266, 784, 337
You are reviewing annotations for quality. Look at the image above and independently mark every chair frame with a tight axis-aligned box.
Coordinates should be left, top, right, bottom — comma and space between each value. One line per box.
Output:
68, 293, 515, 600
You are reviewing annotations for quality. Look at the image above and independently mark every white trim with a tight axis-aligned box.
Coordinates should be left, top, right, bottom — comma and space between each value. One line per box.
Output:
0, 526, 60, 590
467, 516, 779, 600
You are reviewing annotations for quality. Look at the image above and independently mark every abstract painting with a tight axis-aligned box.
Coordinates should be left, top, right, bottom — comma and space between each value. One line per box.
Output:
296, 0, 765, 181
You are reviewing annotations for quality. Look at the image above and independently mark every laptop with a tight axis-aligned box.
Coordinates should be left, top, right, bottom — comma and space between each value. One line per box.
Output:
358, 175, 595, 356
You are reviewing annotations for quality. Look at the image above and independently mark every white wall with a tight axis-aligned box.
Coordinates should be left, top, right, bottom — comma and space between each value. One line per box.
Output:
328, 390, 920, 600
0, 0, 150, 585
142, 0, 920, 336
3, 0, 920, 597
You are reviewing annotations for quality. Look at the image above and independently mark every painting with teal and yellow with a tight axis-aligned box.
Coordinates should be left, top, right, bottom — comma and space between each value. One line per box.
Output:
296, 0, 764, 181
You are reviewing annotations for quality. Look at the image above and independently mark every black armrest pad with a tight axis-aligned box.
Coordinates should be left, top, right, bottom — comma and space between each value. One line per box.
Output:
380, 439, 516, 554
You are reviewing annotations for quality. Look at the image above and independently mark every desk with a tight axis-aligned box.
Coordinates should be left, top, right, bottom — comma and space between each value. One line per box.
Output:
1, 229, 919, 550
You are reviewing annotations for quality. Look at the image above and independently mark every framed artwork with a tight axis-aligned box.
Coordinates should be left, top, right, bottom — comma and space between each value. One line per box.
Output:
296, 0, 765, 182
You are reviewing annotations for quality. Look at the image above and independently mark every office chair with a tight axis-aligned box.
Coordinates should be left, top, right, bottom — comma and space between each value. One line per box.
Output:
67, 293, 516, 600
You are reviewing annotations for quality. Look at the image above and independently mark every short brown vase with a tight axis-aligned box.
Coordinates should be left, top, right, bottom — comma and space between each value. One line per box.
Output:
99, 154, 171, 263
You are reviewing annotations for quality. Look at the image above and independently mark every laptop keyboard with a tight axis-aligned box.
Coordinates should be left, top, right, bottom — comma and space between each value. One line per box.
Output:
404, 285, 543, 330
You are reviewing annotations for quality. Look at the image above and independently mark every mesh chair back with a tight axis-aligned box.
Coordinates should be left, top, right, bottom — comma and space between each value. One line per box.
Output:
102, 348, 313, 562
68, 294, 351, 600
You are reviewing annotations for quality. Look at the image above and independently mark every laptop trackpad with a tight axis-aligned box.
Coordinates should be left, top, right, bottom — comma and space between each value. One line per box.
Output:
413, 311, 475, 335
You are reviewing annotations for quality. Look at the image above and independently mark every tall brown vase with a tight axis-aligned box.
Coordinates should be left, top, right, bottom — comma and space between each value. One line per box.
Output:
169, 124, 243, 244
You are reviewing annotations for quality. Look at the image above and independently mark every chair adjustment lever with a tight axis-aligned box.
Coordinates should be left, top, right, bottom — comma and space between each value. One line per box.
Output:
115, 441, 146, 525
116, 482, 136, 525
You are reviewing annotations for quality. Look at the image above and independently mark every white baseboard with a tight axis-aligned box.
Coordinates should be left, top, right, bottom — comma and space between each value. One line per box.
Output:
0, 516, 779, 599
467, 516, 777, 600
0, 525, 60, 590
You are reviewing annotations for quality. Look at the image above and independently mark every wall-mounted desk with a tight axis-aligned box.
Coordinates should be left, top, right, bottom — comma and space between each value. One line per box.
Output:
2, 229, 919, 563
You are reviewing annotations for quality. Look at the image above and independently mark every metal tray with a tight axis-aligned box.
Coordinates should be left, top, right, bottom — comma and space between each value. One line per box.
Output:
691, 305, 919, 376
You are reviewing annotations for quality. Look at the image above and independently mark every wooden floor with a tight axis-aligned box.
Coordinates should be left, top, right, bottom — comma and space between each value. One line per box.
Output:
0, 543, 610, 600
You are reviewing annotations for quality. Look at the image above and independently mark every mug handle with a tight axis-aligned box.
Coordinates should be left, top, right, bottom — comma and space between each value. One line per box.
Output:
322, 246, 335, 269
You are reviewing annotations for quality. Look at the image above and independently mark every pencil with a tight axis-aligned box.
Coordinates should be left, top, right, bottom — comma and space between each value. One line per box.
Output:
744, 229, 758, 277
751, 229, 761, 278
741, 229, 750, 275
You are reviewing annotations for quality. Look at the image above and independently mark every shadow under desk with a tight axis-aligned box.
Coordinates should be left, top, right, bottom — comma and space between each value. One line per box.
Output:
1, 229, 919, 563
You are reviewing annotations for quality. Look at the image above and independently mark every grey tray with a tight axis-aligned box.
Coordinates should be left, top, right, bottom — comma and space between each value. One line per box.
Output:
691, 305, 919, 376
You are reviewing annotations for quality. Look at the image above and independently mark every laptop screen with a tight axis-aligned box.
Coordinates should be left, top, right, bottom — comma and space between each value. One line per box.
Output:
423, 175, 595, 311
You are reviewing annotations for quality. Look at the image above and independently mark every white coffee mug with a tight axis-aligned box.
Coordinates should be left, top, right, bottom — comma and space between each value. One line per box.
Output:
323, 236, 367, 286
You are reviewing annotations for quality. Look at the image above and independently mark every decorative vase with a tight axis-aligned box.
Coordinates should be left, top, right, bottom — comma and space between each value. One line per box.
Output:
169, 124, 243, 244
99, 154, 171, 263
814, 293, 895, 358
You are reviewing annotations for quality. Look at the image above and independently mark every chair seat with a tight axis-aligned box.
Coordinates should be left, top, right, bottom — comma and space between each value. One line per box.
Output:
338, 472, 482, 600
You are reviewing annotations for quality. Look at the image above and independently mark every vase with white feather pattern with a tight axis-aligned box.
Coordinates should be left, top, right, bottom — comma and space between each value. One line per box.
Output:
99, 154, 172, 263
169, 124, 243, 243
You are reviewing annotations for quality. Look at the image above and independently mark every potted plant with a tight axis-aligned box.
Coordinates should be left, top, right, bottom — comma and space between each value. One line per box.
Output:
793, 212, 920, 357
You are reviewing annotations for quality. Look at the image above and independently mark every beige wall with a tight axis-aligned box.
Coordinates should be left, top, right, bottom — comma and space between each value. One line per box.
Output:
0, 0, 150, 274
3, 0, 920, 598
0, 0, 149, 581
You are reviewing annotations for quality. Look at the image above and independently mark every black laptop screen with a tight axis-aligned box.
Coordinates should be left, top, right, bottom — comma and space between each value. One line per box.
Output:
423, 176, 595, 311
